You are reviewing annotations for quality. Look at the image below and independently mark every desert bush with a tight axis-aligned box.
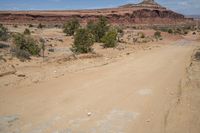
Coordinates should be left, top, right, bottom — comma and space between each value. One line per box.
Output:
0, 24, 9, 41
195, 52, 200, 60
184, 30, 188, 35
24, 28, 31, 35
175, 28, 182, 34
168, 29, 173, 34
94, 16, 109, 42
13, 24, 18, 28
193, 32, 196, 35
138, 32, 145, 38
71, 28, 94, 54
154, 31, 162, 40
29, 24, 34, 28
38, 23, 44, 29
13, 33, 41, 56
87, 20, 96, 32
158, 27, 168, 32
101, 29, 118, 48
86, 17, 109, 42
11, 48, 31, 61
114, 26, 123, 34
132, 26, 137, 29
63, 18, 80, 36
185, 26, 191, 30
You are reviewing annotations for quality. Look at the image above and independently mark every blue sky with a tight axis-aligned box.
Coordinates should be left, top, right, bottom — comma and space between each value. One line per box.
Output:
0, 0, 199, 15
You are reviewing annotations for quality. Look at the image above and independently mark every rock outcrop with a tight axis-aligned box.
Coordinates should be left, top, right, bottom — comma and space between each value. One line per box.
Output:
119, 0, 166, 9
0, 0, 193, 25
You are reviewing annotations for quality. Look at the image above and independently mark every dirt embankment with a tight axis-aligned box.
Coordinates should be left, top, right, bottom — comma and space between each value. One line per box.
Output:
164, 47, 200, 133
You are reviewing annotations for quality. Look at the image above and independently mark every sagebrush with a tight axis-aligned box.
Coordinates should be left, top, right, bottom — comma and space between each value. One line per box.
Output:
63, 18, 80, 36
0, 24, 9, 41
71, 28, 94, 53
87, 17, 109, 42
13, 33, 41, 57
101, 29, 118, 48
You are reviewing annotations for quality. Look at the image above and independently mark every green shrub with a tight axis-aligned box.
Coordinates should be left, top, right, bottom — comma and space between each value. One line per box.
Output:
0, 24, 9, 41
195, 52, 200, 60
94, 16, 109, 42
13, 33, 41, 56
29, 24, 34, 28
71, 28, 94, 53
38, 23, 44, 29
87, 20, 96, 32
138, 32, 145, 38
63, 18, 80, 36
168, 29, 173, 34
101, 29, 118, 48
114, 26, 123, 34
132, 26, 137, 29
158, 27, 168, 32
154, 31, 161, 37
154, 31, 162, 40
24, 28, 31, 35
86, 17, 109, 42
176, 28, 182, 34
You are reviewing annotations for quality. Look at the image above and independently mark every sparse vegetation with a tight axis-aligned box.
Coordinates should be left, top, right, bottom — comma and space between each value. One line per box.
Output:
24, 28, 31, 35
0, 24, 9, 41
154, 31, 161, 40
155, 26, 192, 35
195, 51, 200, 60
115, 26, 123, 34
101, 29, 118, 48
71, 28, 94, 54
38, 23, 44, 29
184, 31, 188, 35
12, 33, 41, 60
13, 24, 18, 28
63, 18, 80, 36
138, 32, 145, 38
132, 26, 137, 29
12, 48, 31, 61
86, 17, 109, 42
168, 29, 173, 34
94, 17, 109, 42
29, 24, 34, 28
87, 20, 96, 33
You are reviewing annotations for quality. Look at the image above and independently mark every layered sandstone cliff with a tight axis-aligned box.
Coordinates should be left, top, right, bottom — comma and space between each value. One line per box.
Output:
0, 0, 193, 25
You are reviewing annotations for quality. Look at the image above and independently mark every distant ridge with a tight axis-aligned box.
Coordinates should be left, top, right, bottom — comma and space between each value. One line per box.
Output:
119, 0, 166, 9
186, 15, 200, 20
0, 0, 193, 25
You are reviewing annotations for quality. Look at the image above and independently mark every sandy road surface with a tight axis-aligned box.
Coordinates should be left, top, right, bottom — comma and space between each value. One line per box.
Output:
0, 40, 199, 133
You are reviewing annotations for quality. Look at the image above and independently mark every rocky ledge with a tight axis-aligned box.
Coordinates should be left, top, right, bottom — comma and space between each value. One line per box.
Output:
0, 0, 193, 25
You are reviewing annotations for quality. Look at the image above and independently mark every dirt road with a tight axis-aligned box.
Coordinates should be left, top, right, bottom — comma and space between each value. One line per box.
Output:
0, 40, 199, 133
